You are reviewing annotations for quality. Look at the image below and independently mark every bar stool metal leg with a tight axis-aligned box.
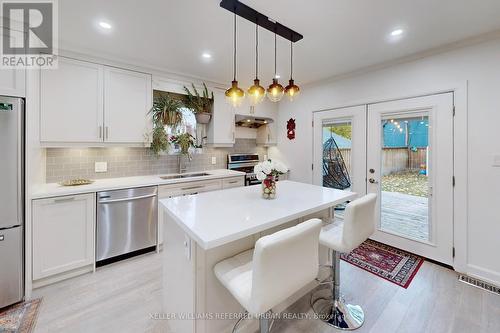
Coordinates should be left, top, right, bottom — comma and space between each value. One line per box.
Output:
311, 250, 365, 330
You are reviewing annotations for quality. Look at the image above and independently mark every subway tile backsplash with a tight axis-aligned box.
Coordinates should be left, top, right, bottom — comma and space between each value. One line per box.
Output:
45, 139, 267, 183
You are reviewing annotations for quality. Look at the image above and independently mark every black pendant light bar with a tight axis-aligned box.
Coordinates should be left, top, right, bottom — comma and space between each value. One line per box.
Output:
220, 0, 303, 43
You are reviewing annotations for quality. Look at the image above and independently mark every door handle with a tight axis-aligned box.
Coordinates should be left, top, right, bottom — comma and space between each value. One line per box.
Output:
53, 197, 76, 203
369, 178, 379, 184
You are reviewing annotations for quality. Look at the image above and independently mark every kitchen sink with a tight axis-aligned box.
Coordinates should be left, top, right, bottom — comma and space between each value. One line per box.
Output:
160, 172, 210, 180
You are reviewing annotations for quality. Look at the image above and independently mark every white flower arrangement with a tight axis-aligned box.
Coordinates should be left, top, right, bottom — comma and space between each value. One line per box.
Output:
254, 159, 289, 181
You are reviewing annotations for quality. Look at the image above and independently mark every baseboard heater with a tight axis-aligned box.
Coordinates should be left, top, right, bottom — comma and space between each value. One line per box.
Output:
458, 274, 500, 295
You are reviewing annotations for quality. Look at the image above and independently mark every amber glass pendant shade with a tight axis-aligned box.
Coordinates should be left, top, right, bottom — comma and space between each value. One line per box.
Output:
248, 79, 266, 105
226, 12, 245, 108
225, 80, 245, 108
285, 79, 300, 101
267, 78, 284, 102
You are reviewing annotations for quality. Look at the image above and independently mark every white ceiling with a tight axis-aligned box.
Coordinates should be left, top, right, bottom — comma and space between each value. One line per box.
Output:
59, 0, 500, 86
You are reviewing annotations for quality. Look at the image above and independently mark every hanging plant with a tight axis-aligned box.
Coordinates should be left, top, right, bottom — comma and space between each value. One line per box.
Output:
148, 93, 184, 155
150, 126, 169, 156
183, 83, 214, 124
149, 94, 183, 127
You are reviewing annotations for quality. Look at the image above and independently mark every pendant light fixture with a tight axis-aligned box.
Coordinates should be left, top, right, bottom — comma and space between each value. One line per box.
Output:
225, 12, 245, 107
285, 40, 300, 101
247, 22, 266, 105
267, 32, 284, 102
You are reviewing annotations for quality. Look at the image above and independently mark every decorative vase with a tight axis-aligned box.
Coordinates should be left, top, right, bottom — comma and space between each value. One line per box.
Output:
195, 112, 211, 124
261, 175, 276, 199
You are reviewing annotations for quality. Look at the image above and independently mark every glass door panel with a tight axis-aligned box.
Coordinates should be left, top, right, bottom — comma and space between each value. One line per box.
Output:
380, 114, 430, 242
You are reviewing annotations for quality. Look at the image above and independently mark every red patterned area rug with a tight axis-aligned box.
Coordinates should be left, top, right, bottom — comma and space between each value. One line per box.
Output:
341, 239, 424, 288
0, 298, 42, 333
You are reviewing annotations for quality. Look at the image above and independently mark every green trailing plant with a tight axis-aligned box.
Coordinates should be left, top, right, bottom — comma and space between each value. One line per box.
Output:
149, 94, 184, 155
170, 133, 195, 155
150, 126, 169, 156
183, 83, 214, 114
149, 94, 183, 127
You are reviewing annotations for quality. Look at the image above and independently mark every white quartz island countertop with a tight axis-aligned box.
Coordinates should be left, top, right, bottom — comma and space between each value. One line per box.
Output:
31, 169, 245, 199
160, 180, 357, 250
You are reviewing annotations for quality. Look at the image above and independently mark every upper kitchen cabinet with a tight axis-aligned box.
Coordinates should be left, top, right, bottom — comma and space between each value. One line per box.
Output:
0, 29, 25, 97
40, 57, 104, 144
104, 67, 152, 143
40, 57, 152, 146
206, 88, 235, 147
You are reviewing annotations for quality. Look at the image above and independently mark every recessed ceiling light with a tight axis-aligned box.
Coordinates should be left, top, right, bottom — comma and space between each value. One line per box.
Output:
202, 53, 212, 59
99, 21, 112, 29
391, 29, 404, 36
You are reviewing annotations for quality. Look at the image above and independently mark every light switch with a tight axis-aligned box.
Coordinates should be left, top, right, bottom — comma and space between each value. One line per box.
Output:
95, 161, 108, 173
211, 156, 216, 165
493, 155, 500, 167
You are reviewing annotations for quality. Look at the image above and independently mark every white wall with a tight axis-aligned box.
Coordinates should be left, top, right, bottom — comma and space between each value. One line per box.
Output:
270, 37, 500, 285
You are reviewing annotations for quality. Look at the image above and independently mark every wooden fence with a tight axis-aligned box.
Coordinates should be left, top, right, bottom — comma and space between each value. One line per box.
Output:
330, 148, 427, 176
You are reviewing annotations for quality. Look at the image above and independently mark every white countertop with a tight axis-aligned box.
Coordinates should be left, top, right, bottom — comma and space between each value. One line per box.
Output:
31, 169, 245, 199
160, 180, 357, 250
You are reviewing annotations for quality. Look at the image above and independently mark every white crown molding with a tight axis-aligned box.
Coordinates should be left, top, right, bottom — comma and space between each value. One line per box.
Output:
57, 43, 226, 89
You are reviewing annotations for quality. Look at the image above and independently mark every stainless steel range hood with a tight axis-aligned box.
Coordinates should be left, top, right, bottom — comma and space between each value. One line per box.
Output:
235, 114, 274, 129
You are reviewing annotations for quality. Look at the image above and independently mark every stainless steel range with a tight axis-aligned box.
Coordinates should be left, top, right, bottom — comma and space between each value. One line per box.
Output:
227, 153, 261, 186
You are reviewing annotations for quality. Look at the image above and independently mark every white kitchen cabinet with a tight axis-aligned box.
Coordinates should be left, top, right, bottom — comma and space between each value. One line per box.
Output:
40, 57, 104, 143
0, 29, 25, 97
158, 179, 223, 246
104, 67, 152, 143
40, 57, 152, 145
32, 193, 95, 281
206, 89, 235, 147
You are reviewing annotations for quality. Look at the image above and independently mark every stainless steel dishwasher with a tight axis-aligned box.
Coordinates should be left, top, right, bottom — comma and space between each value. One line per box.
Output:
96, 186, 157, 265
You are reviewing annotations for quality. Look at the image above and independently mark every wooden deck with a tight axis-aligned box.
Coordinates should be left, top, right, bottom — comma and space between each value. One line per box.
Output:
335, 191, 429, 241
380, 191, 429, 241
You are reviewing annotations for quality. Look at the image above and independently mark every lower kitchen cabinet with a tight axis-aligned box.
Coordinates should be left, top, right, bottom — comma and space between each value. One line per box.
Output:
157, 177, 244, 246
32, 193, 95, 282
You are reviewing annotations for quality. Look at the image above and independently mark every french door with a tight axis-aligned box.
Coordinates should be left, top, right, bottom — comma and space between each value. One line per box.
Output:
314, 93, 454, 265
313, 105, 366, 196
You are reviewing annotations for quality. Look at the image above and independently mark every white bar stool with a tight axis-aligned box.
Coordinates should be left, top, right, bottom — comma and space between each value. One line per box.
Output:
311, 193, 377, 330
214, 219, 322, 333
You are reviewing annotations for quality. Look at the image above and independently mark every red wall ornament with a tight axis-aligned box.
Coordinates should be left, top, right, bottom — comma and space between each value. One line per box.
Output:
287, 118, 296, 140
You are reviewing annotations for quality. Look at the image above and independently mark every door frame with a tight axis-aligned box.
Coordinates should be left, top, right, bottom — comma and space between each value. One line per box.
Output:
312, 105, 367, 197
311, 81, 468, 272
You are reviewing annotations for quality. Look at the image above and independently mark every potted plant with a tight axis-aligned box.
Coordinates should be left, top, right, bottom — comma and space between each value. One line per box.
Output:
148, 94, 184, 155
149, 94, 183, 127
183, 83, 214, 124
150, 125, 170, 155
170, 133, 195, 155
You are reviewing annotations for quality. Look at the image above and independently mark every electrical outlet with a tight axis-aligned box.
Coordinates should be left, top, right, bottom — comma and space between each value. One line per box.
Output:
95, 161, 108, 173
493, 155, 500, 167
211, 156, 217, 165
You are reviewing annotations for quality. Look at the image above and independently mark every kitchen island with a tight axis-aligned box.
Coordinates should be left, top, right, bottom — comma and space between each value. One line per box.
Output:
159, 180, 356, 333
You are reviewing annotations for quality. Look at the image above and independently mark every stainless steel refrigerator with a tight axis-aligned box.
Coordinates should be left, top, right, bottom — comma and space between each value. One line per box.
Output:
0, 96, 24, 308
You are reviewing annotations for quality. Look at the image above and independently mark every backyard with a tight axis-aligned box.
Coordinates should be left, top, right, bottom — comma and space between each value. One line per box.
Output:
381, 171, 428, 197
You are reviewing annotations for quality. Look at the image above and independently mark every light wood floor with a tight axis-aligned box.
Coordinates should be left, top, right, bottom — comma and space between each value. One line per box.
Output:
32, 252, 500, 333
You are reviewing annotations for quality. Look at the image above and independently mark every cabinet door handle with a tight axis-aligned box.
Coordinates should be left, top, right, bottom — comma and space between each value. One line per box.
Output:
181, 185, 205, 191
53, 197, 75, 203
105, 126, 109, 140
227, 180, 239, 184
98, 126, 102, 139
